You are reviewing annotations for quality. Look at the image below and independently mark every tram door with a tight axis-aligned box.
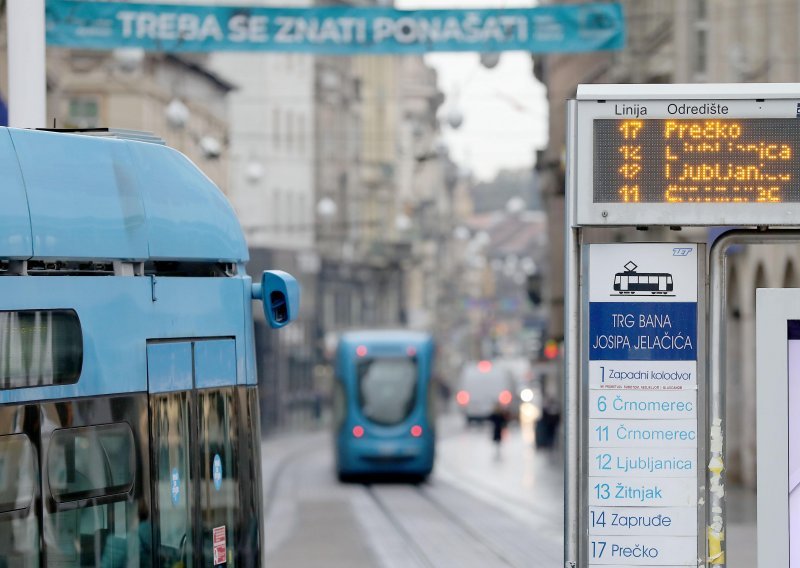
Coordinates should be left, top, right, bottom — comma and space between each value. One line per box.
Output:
147, 339, 240, 568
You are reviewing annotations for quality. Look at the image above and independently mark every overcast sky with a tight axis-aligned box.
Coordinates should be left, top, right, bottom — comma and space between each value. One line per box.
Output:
395, 0, 548, 182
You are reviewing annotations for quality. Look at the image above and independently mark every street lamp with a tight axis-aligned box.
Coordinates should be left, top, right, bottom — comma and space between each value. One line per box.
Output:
113, 48, 145, 72
395, 213, 412, 233
245, 161, 265, 184
165, 98, 189, 129
446, 106, 464, 129
316, 197, 338, 220
479, 52, 501, 69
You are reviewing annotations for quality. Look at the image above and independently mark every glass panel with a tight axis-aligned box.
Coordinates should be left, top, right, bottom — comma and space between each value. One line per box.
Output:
0, 433, 39, 567
45, 500, 139, 566
358, 357, 418, 426
151, 392, 194, 567
237, 388, 262, 566
0, 309, 82, 389
0, 434, 35, 512
47, 424, 134, 502
45, 422, 141, 567
199, 389, 238, 567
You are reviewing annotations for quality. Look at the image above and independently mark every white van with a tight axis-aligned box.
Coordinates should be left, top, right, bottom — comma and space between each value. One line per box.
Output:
455, 360, 517, 423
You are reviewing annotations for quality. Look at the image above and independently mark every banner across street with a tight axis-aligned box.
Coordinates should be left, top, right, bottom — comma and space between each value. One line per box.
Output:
45, 0, 625, 54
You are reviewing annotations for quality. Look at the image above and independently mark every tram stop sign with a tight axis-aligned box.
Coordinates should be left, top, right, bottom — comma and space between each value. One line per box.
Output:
564, 84, 800, 568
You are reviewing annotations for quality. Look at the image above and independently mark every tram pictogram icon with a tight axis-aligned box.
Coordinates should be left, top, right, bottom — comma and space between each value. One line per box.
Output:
612, 260, 674, 295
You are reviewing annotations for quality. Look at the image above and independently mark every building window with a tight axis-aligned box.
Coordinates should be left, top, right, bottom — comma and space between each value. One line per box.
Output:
286, 110, 294, 152
272, 189, 281, 233
67, 97, 99, 129
693, 0, 708, 78
272, 108, 281, 150
298, 114, 306, 155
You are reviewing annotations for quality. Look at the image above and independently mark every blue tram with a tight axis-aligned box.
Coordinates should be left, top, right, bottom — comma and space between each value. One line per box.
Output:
0, 128, 298, 567
333, 330, 435, 481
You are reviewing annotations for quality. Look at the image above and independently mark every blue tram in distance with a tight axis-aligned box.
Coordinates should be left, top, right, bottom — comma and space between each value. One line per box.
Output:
333, 330, 436, 482
0, 127, 298, 567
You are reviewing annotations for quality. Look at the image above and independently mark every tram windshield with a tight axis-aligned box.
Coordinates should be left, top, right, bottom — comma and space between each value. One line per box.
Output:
357, 357, 417, 426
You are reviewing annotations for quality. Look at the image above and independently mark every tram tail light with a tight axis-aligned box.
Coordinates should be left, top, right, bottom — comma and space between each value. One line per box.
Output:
352, 425, 364, 438
499, 390, 513, 405
456, 390, 470, 406
410, 425, 423, 437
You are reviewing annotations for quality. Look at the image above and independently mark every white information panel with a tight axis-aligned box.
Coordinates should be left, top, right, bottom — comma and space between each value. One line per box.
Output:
755, 289, 800, 567
588, 506, 697, 536
588, 448, 697, 478
587, 536, 697, 566
589, 419, 698, 449
586, 243, 699, 567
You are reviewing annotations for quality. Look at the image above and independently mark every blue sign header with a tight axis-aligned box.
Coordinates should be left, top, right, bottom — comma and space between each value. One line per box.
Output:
45, 1, 625, 55
589, 302, 698, 361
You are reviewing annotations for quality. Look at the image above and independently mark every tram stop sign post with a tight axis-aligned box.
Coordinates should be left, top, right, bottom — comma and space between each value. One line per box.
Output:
564, 84, 800, 568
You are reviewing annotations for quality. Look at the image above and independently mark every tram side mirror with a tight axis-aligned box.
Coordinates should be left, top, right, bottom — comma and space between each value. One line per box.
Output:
253, 270, 300, 329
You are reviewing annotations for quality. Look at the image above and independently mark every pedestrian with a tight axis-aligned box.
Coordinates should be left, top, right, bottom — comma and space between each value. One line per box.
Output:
536, 397, 561, 449
488, 402, 509, 460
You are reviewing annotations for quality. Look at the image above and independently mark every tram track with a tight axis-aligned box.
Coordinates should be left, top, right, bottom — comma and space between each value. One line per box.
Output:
363, 482, 516, 568
363, 484, 438, 568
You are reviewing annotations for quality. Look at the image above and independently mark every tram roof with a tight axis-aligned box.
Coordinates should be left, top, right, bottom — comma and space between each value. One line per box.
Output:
339, 329, 434, 349
0, 127, 248, 262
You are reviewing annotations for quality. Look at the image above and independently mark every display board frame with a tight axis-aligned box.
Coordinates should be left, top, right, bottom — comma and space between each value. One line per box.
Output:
575, 83, 800, 227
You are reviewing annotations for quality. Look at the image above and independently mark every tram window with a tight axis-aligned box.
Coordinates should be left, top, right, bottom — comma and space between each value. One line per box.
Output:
0, 309, 82, 389
0, 434, 35, 513
0, 434, 40, 566
151, 392, 194, 567
45, 423, 141, 567
47, 423, 134, 503
238, 388, 263, 559
357, 357, 418, 426
198, 389, 239, 566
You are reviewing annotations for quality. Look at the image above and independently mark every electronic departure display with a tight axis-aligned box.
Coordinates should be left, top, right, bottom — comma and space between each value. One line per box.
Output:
594, 118, 800, 203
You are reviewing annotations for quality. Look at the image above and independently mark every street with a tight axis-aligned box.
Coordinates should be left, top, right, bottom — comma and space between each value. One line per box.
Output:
261, 413, 563, 567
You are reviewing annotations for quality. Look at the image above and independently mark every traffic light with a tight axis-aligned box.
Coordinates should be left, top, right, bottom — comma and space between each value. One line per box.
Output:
543, 339, 559, 360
